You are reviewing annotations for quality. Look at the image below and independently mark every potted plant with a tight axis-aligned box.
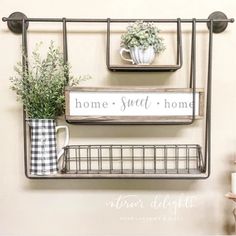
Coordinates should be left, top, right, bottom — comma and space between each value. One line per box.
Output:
10, 41, 90, 175
120, 20, 165, 65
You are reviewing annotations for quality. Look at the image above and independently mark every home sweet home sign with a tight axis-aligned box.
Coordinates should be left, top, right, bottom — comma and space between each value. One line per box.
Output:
65, 87, 204, 124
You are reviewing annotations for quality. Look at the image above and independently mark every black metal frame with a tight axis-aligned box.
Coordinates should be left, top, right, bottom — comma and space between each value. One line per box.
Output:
2, 12, 234, 179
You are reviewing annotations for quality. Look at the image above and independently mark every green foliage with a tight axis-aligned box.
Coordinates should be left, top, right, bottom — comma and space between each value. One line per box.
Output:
121, 20, 165, 54
10, 42, 91, 119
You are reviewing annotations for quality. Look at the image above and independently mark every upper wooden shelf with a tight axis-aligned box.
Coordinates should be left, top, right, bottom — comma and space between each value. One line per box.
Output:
106, 18, 183, 72
107, 64, 181, 72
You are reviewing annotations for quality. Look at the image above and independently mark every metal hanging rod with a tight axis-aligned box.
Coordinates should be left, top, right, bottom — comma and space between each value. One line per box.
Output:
2, 17, 234, 23
2, 11, 234, 34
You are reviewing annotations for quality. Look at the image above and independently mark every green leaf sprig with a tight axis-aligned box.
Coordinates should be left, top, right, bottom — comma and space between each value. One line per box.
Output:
121, 20, 165, 54
10, 41, 91, 119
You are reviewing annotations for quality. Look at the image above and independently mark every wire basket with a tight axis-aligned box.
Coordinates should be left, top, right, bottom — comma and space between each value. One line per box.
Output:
61, 144, 205, 177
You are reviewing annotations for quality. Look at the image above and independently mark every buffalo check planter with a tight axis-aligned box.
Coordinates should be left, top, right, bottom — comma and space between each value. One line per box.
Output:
28, 119, 58, 175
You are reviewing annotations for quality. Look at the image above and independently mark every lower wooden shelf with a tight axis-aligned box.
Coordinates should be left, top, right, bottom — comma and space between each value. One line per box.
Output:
26, 172, 208, 179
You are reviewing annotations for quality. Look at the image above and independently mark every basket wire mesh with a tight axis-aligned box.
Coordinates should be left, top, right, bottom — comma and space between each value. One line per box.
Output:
61, 144, 204, 176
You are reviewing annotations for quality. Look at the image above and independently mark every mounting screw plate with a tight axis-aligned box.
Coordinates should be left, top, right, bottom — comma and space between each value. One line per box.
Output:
207, 11, 228, 33
7, 12, 28, 34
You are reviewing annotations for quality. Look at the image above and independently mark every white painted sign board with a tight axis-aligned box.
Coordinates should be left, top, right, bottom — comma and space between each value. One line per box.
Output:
65, 87, 204, 124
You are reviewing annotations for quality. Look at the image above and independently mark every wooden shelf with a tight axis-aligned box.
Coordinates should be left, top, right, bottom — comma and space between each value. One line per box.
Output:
65, 87, 204, 125
108, 64, 181, 72
26, 172, 207, 179
106, 18, 183, 73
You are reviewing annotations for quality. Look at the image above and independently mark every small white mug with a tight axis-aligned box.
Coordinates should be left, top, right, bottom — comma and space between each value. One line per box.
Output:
120, 46, 156, 65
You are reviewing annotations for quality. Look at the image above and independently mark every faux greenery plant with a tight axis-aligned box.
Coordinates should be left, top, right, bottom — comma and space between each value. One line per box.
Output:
120, 20, 165, 54
10, 42, 90, 119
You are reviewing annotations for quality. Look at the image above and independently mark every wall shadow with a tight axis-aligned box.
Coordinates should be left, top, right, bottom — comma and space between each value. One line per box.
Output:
23, 178, 199, 192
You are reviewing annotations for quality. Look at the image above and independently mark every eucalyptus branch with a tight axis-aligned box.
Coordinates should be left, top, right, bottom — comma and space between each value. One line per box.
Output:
10, 41, 91, 119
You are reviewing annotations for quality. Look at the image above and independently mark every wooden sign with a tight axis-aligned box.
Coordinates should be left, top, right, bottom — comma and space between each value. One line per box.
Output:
65, 87, 204, 124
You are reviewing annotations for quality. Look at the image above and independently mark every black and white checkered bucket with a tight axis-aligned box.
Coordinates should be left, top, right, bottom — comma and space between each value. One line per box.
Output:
28, 119, 69, 175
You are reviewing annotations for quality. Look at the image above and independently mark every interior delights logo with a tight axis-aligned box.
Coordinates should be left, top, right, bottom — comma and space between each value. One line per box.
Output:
105, 194, 198, 222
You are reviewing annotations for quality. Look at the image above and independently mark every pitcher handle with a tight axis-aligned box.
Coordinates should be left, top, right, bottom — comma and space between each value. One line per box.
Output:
55, 125, 69, 161
120, 48, 134, 64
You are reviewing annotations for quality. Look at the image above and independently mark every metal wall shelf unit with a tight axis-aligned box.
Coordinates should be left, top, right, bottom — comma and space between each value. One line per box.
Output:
2, 11, 234, 179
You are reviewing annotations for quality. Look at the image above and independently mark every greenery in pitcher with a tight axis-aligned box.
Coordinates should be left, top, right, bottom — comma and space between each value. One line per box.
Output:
10, 41, 91, 119
120, 20, 165, 54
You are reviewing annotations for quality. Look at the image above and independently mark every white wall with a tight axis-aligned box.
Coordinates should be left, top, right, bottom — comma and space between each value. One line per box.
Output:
1, 0, 236, 235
